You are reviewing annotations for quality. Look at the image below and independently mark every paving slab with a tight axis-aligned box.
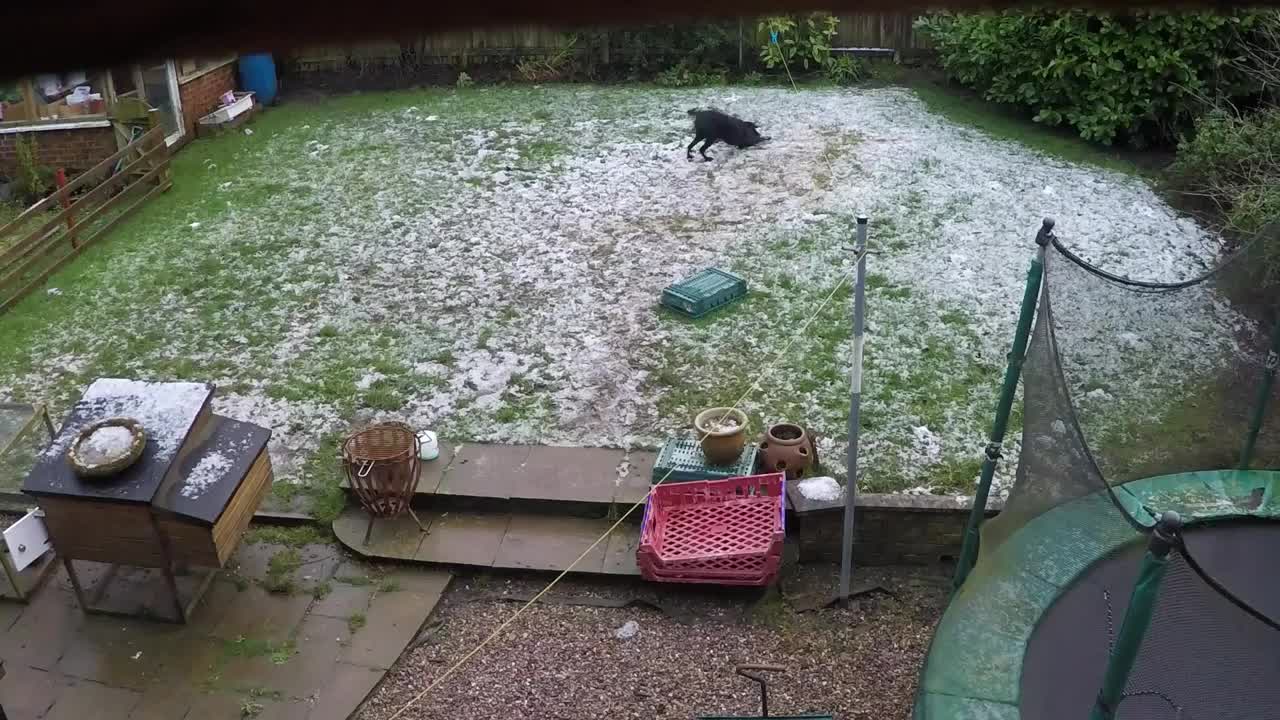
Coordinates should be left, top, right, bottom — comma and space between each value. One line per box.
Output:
602, 526, 642, 576
43, 678, 140, 720
183, 691, 251, 720
493, 514, 610, 574
615, 450, 657, 505
210, 584, 313, 643
437, 443, 531, 499
415, 440, 457, 494
55, 614, 181, 690
341, 572, 450, 669
0, 663, 61, 719
513, 446, 622, 504
413, 511, 510, 566
0, 587, 83, 670
309, 583, 373, 619
308, 663, 384, 720
273, 614, 349, 699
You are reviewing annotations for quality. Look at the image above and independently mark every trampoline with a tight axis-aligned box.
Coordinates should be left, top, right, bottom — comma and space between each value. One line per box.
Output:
914, 221, 1280, 720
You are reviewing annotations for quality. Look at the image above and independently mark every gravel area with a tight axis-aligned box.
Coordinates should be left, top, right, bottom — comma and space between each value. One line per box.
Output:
359, 564, 949, 720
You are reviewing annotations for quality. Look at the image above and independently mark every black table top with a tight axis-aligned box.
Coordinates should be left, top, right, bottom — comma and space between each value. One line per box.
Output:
23, 379, 213, 504
153, 415, 271, 525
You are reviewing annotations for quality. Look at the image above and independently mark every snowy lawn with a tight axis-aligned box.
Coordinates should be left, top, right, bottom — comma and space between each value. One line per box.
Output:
0, 85, 1246, 513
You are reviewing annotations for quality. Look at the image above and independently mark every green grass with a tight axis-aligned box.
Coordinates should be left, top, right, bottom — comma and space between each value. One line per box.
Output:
376, 577, 401, 593
888, 68, 1153, 178
334, 574, 372, 586
243, 523, 329, 548
347, 612, 367, 634
262, 548, 302, 595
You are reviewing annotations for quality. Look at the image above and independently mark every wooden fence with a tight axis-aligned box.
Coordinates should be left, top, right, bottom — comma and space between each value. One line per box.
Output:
288, 14, 929, 71
0, 125, 171, 314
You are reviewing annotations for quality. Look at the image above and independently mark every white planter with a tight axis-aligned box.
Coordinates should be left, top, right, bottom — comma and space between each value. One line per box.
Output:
198, 92, 255, 127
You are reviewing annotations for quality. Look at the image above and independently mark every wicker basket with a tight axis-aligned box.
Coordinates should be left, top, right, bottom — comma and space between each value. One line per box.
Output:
67, 417, 147, 478
342, 422, 427, 541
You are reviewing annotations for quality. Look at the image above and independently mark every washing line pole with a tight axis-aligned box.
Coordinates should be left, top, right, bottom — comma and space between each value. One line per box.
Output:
1239, 314, 1280, 469
838, 216, 868, 605
1090, 511, 1182, 720
952, 218, 1054, 592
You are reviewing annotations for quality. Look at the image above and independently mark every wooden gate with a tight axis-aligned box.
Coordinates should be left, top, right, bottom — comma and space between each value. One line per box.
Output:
0, 124, 172, 314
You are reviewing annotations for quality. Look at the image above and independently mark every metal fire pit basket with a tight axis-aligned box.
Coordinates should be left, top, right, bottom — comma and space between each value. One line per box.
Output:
342, 422, 429, 543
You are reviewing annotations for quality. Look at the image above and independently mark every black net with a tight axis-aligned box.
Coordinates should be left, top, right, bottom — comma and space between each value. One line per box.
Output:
1021, 522, 1280, 720
981, 237, 1280, 552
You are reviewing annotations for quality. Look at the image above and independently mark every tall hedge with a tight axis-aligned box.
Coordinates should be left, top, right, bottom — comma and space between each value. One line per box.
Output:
917, 11, 1261, 145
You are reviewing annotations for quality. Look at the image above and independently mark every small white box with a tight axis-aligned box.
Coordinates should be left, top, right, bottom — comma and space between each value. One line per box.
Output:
199, 91, 255, 126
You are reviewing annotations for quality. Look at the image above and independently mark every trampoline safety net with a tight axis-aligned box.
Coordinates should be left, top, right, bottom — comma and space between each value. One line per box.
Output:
917, 227, 1280, 720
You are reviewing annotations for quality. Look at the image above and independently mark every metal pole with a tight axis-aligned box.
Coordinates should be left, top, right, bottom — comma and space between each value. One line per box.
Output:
1090, 511, 1182, 720
952, 218, 1054, 591
1239, 314, 1280, 469
839, 216, 868, 604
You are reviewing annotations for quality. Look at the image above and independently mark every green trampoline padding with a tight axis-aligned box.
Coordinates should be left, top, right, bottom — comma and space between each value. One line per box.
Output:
914, 469, 1280, 720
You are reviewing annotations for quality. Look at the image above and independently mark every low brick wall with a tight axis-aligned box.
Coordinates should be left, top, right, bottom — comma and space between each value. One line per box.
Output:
178, 63, 237, 139
0, 125, 116, 178
791, 493, 1003, 566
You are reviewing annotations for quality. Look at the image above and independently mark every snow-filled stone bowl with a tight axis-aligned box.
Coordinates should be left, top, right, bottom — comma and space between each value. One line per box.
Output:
67, 417, 147, 478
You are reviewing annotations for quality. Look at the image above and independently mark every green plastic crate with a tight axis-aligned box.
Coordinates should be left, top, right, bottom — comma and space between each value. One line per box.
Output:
661, 268, 748, 319
651, 435, 759, 484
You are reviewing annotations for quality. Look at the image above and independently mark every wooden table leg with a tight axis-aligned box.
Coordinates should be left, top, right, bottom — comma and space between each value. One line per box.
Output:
63, 557, 90, 611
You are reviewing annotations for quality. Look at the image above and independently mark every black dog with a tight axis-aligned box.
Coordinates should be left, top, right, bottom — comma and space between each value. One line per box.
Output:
686, 109, 767, 162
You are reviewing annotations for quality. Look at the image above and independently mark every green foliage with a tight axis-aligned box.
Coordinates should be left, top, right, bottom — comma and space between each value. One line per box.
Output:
455, 72, 474, 89
759, 14, 840, 72
655, 62, 727, 87
608, 23, 738, 76
13, 135, 52, 204
825, 55, 865, 86
1172, 107, 1280, 280
916, 10, 1262, 145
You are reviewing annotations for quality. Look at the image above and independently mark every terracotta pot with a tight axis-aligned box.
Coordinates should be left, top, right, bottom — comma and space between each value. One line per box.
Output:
693, 407, 748, 465
759, 423, 816, 479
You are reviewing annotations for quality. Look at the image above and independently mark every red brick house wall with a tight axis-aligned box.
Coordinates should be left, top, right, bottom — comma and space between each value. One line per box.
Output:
178, 64, 237, 139
0, 126, 116, 179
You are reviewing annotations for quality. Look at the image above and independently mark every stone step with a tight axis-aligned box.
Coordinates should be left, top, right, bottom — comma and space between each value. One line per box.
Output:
341, 442, 657, 520
333, 505, 641, 576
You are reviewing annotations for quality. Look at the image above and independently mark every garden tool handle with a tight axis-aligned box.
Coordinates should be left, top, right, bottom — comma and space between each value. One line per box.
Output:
735, 664, 787, 675
735, 664, 786, 717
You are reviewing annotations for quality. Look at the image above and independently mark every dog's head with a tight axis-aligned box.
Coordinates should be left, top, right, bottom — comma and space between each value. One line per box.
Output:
740, 121, 767, 147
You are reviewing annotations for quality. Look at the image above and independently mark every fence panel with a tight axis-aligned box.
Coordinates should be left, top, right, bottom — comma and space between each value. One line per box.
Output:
286, 14, 931, 71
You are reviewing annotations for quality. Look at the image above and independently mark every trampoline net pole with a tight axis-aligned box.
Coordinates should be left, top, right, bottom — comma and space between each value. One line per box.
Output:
1090, 512, 1182, 720
1239, 313, 1280, 469
952, 219, 1052, 591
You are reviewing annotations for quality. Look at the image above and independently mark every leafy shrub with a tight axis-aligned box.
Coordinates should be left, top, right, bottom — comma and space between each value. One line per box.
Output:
1173, 107, 1280, 236
12, 135, 52, 205
516, 37, 580, 82
455, 71, 474, 89
608, 23, 738, 76
759, 14, 839, 72
655, 62, 727, 87
826, 55, 865, 86
916, 11, 1262, 145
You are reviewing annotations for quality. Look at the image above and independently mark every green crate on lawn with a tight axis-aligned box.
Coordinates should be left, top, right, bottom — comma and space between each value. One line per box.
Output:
651, 435, 759, 484
661, 268, 748, 319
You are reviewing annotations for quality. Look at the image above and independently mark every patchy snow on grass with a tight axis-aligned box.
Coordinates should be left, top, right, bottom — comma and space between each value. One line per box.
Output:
0, 86, 1253, 498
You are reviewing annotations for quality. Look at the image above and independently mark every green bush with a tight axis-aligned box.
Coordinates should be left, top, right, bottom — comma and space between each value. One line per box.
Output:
917, 11, 1262, 145
1172, 108, 1280, 282
759, 14, 839, 73
655, 62, 727, 87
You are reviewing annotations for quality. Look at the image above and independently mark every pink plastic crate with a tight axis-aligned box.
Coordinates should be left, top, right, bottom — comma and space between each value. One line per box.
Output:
638, 473, 785, 585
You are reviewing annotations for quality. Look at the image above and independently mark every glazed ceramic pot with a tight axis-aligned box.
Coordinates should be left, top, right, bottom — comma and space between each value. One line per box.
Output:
758, 423, 816, 479
693, 407, 748, 465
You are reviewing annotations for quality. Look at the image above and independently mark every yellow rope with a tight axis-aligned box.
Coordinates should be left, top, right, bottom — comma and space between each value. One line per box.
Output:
384, 254, 863, 720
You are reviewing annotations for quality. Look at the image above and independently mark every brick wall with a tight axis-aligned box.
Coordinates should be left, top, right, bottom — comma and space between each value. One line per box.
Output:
0, 126, 116, 179
177, 64, 237, 139
792, 493, 1003, 566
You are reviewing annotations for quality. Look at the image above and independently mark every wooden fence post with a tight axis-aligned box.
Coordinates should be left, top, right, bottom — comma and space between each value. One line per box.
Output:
55, 168, 77, 248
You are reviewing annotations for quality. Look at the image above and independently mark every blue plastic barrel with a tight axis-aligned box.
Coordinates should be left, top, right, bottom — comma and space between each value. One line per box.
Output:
238, 53, 278, 106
